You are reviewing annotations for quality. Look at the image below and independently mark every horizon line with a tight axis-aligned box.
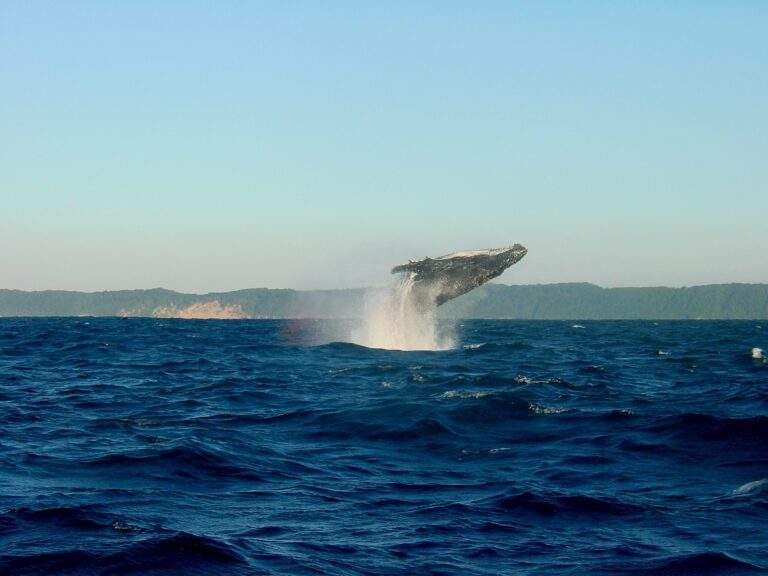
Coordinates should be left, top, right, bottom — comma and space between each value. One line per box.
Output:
2, 281, 768, 296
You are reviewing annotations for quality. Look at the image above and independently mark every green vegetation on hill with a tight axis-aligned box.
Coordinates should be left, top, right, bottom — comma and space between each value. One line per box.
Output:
0, 283, 766, 319
438, 283, 768, 319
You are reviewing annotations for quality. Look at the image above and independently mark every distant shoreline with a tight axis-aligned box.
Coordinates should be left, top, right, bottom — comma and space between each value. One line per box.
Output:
2, 283, 767, 320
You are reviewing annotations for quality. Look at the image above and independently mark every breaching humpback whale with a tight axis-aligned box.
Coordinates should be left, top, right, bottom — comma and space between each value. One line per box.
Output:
391, 244, 527, 307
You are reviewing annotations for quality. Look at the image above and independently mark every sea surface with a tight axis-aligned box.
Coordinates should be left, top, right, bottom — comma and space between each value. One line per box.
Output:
0, 318, 766, 575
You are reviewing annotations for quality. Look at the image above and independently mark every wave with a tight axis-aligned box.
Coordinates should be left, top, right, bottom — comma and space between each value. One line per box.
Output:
411, 489, 645, 521
460, 340, 533, 354
731, 478, 768, 496
606, 551, 767, 575
0, 533, 249, 576
3, 505, 115, 531
482, 490, 645, 518
83, 444, 265, 481
648, 413, 768, 444
441, 391, 568, 424
313, 341, 382, 353
3, 317, 768, 573
440, 372, 568, 388
306, 414, 459, 442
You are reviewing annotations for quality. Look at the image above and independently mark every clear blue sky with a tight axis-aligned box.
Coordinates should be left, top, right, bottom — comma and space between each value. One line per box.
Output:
2, 2, 766, 292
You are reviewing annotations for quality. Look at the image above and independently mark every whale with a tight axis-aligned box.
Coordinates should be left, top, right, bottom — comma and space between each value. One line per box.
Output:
391, 244, 527, 307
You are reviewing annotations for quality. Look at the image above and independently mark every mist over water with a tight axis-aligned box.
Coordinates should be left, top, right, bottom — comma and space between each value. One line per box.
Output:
352, 273, 455, 351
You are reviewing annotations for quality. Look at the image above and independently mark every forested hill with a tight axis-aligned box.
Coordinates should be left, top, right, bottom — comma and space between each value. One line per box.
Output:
0, 283, 766, 319
438, 283, 768, 319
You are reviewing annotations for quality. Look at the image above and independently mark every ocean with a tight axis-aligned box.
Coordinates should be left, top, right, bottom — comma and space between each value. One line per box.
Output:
0, 318, 766, 575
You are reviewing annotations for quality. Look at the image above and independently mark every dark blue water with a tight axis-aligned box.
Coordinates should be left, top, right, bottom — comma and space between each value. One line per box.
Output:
1, 318, 766, 575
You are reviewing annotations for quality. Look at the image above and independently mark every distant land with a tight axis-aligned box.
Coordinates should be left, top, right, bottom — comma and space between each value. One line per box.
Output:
1, 283, 767, 320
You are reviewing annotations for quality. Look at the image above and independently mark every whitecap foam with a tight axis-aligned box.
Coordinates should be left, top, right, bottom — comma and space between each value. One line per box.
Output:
439, 390, 491, 400
529, 403, 566, 415
463, 343, 485, 350
513, 375, 562, 385
732, 478, 768, 495
752, 347, 764, 359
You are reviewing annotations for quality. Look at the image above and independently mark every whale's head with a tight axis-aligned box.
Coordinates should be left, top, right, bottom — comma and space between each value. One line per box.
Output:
477, 244, 527, 283
497, 244, 528, 267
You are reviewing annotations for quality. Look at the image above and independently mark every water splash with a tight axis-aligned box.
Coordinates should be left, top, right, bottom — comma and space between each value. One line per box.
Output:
352, 273, 455, 351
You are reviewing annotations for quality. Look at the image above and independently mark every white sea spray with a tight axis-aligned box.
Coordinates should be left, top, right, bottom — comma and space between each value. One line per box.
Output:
352, 273, 455, 351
